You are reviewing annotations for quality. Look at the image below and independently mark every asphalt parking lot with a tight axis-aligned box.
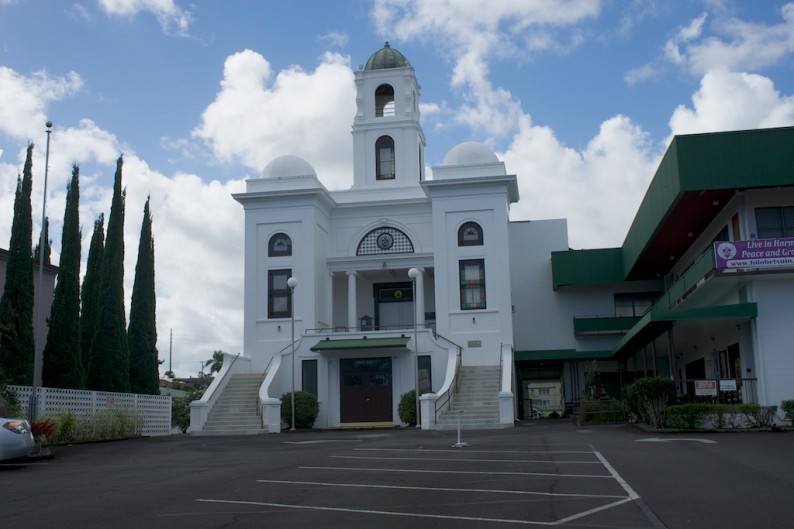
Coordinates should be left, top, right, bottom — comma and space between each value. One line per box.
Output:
1, 420, 792, 528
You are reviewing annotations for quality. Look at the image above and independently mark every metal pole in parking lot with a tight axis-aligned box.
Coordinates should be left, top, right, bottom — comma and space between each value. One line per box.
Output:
30, 121, 53, 423
453, 409, 467, 448
408, 268, 420, 427
288, 276, 298, 431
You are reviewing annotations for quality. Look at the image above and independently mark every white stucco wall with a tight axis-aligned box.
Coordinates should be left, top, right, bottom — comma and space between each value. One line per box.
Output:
750, 278, 794, 407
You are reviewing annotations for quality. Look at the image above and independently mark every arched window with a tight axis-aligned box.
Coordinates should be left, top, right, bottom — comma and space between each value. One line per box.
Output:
375, 84, 395, 117
357, 227, 414, 256
268, 233, 292, 257
376, 135, 395, 180
458, 222, 483, 246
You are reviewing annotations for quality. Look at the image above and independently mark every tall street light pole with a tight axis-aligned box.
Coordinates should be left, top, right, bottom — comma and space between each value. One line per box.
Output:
287, 276, 298, 431
408, 268, 420, 427
30, 121, 52, 422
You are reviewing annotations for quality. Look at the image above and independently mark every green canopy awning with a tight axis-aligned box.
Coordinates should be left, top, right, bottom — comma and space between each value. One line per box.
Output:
310, 336, 411, 352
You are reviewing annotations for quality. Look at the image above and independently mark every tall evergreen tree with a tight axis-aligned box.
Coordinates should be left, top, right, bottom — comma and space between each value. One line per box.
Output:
0, 145, 35, 385
128, 196, 159, 395
33, 217, 51, 265
42, 165, 84, 389
87, 156, 129, 392
81, 213, 104, 376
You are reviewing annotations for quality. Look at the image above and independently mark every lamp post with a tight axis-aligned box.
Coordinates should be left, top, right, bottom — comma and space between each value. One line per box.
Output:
287, 276, 298, 431
30, 121, 52, 422
408, 268, 420, 427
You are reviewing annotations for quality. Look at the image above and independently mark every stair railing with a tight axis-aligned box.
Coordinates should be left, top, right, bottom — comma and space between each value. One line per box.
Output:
257, 339, 301, 419
433, 337, 462, 419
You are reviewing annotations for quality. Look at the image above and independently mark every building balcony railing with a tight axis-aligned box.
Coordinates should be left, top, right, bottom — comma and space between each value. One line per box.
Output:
573, 315, 642, 336
658, 246, 717, 311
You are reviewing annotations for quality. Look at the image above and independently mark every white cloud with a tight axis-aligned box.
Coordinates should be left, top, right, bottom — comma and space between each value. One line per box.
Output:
96, 0, 192, 36
0, 67, 83, 141
320, 31, 349, 48
192, 50, 357, 190
669, 70, 794, 136
633, 4, 794, 82
502, 114, 658, 249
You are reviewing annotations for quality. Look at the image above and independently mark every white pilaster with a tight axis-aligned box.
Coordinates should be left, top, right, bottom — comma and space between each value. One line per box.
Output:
347, 271, 357, 329
415, 267, 426, 327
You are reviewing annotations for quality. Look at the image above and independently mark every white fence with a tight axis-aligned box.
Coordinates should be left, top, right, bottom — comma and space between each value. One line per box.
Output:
9, 385, 172, 436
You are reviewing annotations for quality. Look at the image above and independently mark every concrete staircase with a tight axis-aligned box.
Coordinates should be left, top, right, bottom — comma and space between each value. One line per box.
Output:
198, 373, 265, 435
435, 365, 507, 430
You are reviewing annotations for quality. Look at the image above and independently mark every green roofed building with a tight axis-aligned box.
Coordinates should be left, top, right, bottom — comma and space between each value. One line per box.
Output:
513, 126, 794, 418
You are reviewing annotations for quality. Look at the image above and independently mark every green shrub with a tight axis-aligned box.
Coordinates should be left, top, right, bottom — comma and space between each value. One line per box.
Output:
781, 400, 794, 426
709, 404, 742, 429
0, 383, 22, 417
666, 403, 713, 429
398, 390, 417, 426
577, 400, 626, 424
171, 387, 206, 433
624, 377, 674, 428
739, 403, 778, 428
281, 391, 319, 429
40, 408, 142, 444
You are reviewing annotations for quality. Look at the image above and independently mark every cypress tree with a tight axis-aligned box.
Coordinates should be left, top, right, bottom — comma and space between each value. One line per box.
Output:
128, 197, 159, 394
81, 213, 104, 376
86, 156, 129, 392
0, 145, 35, 385
42, 165, 84, 389
33, 217, 51, 265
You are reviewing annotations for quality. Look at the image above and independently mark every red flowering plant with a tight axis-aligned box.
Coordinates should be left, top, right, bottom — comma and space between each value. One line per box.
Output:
31, 420, 57, 444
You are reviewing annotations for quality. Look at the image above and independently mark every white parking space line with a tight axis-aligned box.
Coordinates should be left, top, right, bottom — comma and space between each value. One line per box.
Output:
354, 448, 595, 454
553, 498, 636, 525
300, 465, 613, 479
196, 498, 560, 526
332, 454, 602, 464
256, 478, 628, 499
198, 444, 655, 527
590, 446, 640, 500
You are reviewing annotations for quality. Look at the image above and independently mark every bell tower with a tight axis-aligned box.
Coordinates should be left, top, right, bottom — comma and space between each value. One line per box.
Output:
352, 43, 426, 189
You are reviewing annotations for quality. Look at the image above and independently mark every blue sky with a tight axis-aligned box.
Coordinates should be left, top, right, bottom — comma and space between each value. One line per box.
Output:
2, 0, 794, 376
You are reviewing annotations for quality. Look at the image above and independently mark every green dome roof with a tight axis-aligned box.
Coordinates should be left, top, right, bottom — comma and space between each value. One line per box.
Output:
365, 42, 408, 70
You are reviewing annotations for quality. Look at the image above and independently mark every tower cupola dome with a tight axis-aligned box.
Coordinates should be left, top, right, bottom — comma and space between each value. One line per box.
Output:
365, 42, 409, 70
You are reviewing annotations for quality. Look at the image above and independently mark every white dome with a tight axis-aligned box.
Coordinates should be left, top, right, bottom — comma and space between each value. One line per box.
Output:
442, 142, 499, 166
262, 155, 317, 179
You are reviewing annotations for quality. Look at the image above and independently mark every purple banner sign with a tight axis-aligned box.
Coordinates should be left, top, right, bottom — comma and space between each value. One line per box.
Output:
714, 238, 794, 270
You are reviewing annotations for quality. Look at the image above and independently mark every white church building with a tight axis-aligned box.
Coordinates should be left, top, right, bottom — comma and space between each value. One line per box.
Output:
189, 44, 794, 433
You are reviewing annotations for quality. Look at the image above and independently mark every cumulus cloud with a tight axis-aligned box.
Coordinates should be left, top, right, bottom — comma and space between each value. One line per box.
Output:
0, 67, 83, 140
669, 70, 794, 136
193, 50, 357, 189
97, 0, 192, 36
503, 115, 657, 249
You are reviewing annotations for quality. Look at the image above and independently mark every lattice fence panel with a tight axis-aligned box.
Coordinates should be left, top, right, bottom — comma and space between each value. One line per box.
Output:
8, 386, 172, 436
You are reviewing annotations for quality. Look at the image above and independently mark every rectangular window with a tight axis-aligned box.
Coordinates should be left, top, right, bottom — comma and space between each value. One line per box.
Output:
755, 206, 794, 239
268, 269, 292, 319
378, 148, 394, 179
302, 359, 318, 396
614, 292, 656, 317
418, 355, 432, 394
459, 259, 486, 310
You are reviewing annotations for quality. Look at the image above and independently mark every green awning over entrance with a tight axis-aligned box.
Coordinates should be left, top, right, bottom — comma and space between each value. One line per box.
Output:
310, 336, 411, 352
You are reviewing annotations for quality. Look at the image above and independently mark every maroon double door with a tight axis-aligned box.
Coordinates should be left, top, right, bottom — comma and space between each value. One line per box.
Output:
340, 357, 393, 423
